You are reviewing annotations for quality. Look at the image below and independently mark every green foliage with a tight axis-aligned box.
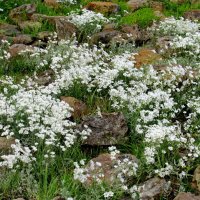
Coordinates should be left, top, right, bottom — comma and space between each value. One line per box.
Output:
119, 8, 159, 28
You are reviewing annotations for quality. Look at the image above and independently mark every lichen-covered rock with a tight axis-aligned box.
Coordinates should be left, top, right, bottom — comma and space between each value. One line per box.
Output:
133, 48, 162, 68
80, 112, 128, 145
0, 23, 21, 36
9, 4, 36, 23
18, 21, 42, 31
85, 2, 119, 14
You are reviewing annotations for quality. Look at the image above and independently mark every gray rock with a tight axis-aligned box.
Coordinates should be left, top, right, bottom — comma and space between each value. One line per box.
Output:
139, 177, 168, 200
80, 112, 128, 146
0, 23, 20, 36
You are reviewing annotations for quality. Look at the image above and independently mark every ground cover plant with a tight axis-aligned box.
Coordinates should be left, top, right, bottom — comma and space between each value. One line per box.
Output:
0, 0, 200, 200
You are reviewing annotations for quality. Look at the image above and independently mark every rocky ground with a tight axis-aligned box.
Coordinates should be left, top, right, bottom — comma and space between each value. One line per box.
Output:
0, 0, 200, 200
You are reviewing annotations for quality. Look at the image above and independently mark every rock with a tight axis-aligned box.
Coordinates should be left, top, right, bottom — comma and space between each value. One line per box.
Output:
184, 10, 200, 21
13, 34, 33, 44
13, 198, 25, 200
170, 0, 187, 3
90, 29, 121, 45
32, 40, 47, 48
52, 196, 65, 200
127, 0, 148, 11
61, 96, 87, 119
149, 1, 164, 12
156, 36, 173, 54
80, 112, 128, 146
0, 137, 15, 152
121, 24, 141, 41
9, 44, 34, 57
18, 21, 42, 31
85, 153, 138, 185
133, 48, 162, 68
192, 166, 200, 191
44, 0, 59, 8
174, 192, 200, 200
55, 18, 78, 40
138, 177, 168, 200
0, 23, 21, 36
37, 31, 53, 41
85, 2, 119, 14
9, 4, 36, 23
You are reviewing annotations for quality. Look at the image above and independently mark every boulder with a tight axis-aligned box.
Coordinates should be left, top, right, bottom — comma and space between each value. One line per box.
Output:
9, 4, 36, 23
84, 153, 138, 185
79, 112, 128, 146
61, 96, 87, 119
174, 192, 200, 200
85, 2, 119, 14
184, 10, 200, 21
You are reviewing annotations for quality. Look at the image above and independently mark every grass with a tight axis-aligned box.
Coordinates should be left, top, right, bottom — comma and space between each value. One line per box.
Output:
119, 8, 160, 28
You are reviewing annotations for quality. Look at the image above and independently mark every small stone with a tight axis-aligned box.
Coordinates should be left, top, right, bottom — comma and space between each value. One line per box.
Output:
85, 2, 119, 14
55, 18, 78, 40
133, 48, 162, 68
174, 192, 200, 200
90, 29, 121, 45
0, 137, 15, 151
138, 177, 168, 200
44, 0, 59, 8
85, 153, 138, 185
184, 10, 200, 21
13, 34, 33, 44
9, 44, 34, 57
9, 4, 36, 23
80, 112, 128, 146
149, 1, 164, 12
61, 96, 87, 119
121, 24, 141, 41
52, 196, 65, 200
34, 69, 55, 86
37, 31, 53, 41
127, 0, 148, 11
18, 21, 42, 31
0, 23, 21, 36
192, 165, 200, 191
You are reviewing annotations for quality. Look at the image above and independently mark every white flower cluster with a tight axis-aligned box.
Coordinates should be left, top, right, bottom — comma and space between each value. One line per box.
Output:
68, 9, 109, 30
56, 0, 76, 5
152, 17, 199, 36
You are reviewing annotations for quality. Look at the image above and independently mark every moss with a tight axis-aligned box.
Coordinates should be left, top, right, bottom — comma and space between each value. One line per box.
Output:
119, 8, 159, 28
